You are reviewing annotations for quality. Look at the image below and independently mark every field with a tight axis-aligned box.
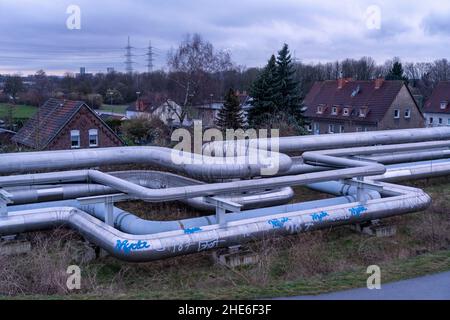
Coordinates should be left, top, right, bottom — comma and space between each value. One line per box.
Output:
0, 177, 450, 299
99, 104, 129, 114
0, 103, 37, 120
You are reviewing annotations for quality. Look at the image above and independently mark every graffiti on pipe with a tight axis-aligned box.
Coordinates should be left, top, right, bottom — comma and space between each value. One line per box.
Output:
267, 217, 290, 229
198, 238, 223, 252
349, 205, 368, 217
310, 211, 329, 222
184, 227, 202, 234
115, 239, 151, 253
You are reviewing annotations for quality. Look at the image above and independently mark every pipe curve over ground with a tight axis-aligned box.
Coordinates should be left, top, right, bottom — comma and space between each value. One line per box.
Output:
1, 127, 449, 261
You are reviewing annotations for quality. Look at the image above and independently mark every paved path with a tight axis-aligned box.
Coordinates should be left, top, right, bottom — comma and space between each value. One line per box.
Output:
279, 271, 450, 300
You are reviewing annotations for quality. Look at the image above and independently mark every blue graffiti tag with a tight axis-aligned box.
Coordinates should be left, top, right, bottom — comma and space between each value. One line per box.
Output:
310, 211, 329, 222
268, 217, 290, 229
115, 240, 151, 253
184, 227, 202, 234
349, 205, 368, 217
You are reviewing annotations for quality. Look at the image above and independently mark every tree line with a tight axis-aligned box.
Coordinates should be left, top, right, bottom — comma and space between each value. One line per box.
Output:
3, 33, 450, 135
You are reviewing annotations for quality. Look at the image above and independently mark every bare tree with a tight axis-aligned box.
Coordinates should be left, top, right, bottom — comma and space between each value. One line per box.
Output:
167, 33, 234, 123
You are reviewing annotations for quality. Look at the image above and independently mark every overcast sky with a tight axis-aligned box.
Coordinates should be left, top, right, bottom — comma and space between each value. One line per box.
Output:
1, 0, 450, 75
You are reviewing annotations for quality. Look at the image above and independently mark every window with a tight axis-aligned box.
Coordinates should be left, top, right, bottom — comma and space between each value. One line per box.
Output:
328, 124, 335, 133
429, 117, 434, 124
394, 109, 400, 119
307, 124, 312, 132
317, 105, 324, 114
343, 108, 350, 116
441, 101, 448, 110
404, 108, 411, 119
339, 125, 345, 133
448, 118, 450, 126
89, 129, 98, 147
331, 106, 338, 115
356, 127, 363, 132
70, 130, 80, 148
439, 118, 443, 125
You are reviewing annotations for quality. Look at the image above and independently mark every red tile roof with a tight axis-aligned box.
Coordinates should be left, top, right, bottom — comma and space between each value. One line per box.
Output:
423, 81, 450, 114
303, 79, 406, 123
12, 98, 120, 149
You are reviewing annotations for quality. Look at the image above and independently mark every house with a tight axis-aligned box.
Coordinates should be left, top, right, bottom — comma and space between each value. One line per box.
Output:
189, 102, 224, 128
12, 98, 124, 150
189, 90, 252, 128
303, 78, 424, 134
423, 81, 450, 127
126, 95, 184, 126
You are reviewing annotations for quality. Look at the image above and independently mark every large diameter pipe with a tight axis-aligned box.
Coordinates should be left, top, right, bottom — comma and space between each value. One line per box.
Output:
0, 146, 292, 179
204, 127, 450, 154
8, 193, 378, 235
0, 184, 429, 262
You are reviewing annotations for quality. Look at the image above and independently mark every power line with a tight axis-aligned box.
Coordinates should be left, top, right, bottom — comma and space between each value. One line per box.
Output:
146, 40, 154, 73
124, 36, 134, 74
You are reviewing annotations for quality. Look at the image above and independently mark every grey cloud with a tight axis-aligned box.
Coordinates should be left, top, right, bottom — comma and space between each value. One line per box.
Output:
422, 12, 450, 36
0, 0, 449, 74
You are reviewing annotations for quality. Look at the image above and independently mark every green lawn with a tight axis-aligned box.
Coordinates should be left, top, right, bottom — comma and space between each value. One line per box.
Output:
0, 103, 37, 119
99, 104, 129, 114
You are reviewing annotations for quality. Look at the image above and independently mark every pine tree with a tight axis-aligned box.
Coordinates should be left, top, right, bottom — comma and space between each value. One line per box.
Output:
215, 88, 245, 130
386, 61, 408, 82
276, 43, 306, 128
247, 55, 282, 126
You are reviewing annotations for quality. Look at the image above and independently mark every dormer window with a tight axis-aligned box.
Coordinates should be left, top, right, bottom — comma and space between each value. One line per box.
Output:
440, 101, 448, 110
343, 107, 350, 116
359, 108, 368, 118
317, 105, 325, 114
331, 106, 339, 115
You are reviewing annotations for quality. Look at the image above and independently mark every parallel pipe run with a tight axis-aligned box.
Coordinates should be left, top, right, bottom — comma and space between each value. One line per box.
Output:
4, 171, 295, 211
1, 127, 450, 261
1, 183, 429, 262
203, 127, 450, 154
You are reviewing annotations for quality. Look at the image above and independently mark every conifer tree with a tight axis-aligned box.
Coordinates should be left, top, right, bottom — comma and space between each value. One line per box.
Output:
247, 55, 282, 126
215, 88, 245, 130
276, 43, 306, 127
386, 61, 408, 82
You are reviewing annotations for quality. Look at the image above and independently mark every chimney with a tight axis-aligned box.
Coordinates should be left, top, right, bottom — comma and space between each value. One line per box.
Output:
136, 98, 144, 112
338, 78, 345, 89
375, 78, 384, 89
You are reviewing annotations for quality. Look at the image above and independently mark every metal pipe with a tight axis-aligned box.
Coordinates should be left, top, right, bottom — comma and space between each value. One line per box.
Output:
0, 183, 429, 262
1, 127, 448, 262
8, 193, 377, 235
4, 171, 295, 211
204, 127, 450, 154
0, 146, 292, 179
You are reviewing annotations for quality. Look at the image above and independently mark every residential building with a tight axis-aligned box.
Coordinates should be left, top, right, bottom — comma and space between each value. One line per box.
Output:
423, 81, 450, 127
126, 95, 185, 126
189, 90, 252, 128
303, 78, 424, 134
12, 98, 124, 150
